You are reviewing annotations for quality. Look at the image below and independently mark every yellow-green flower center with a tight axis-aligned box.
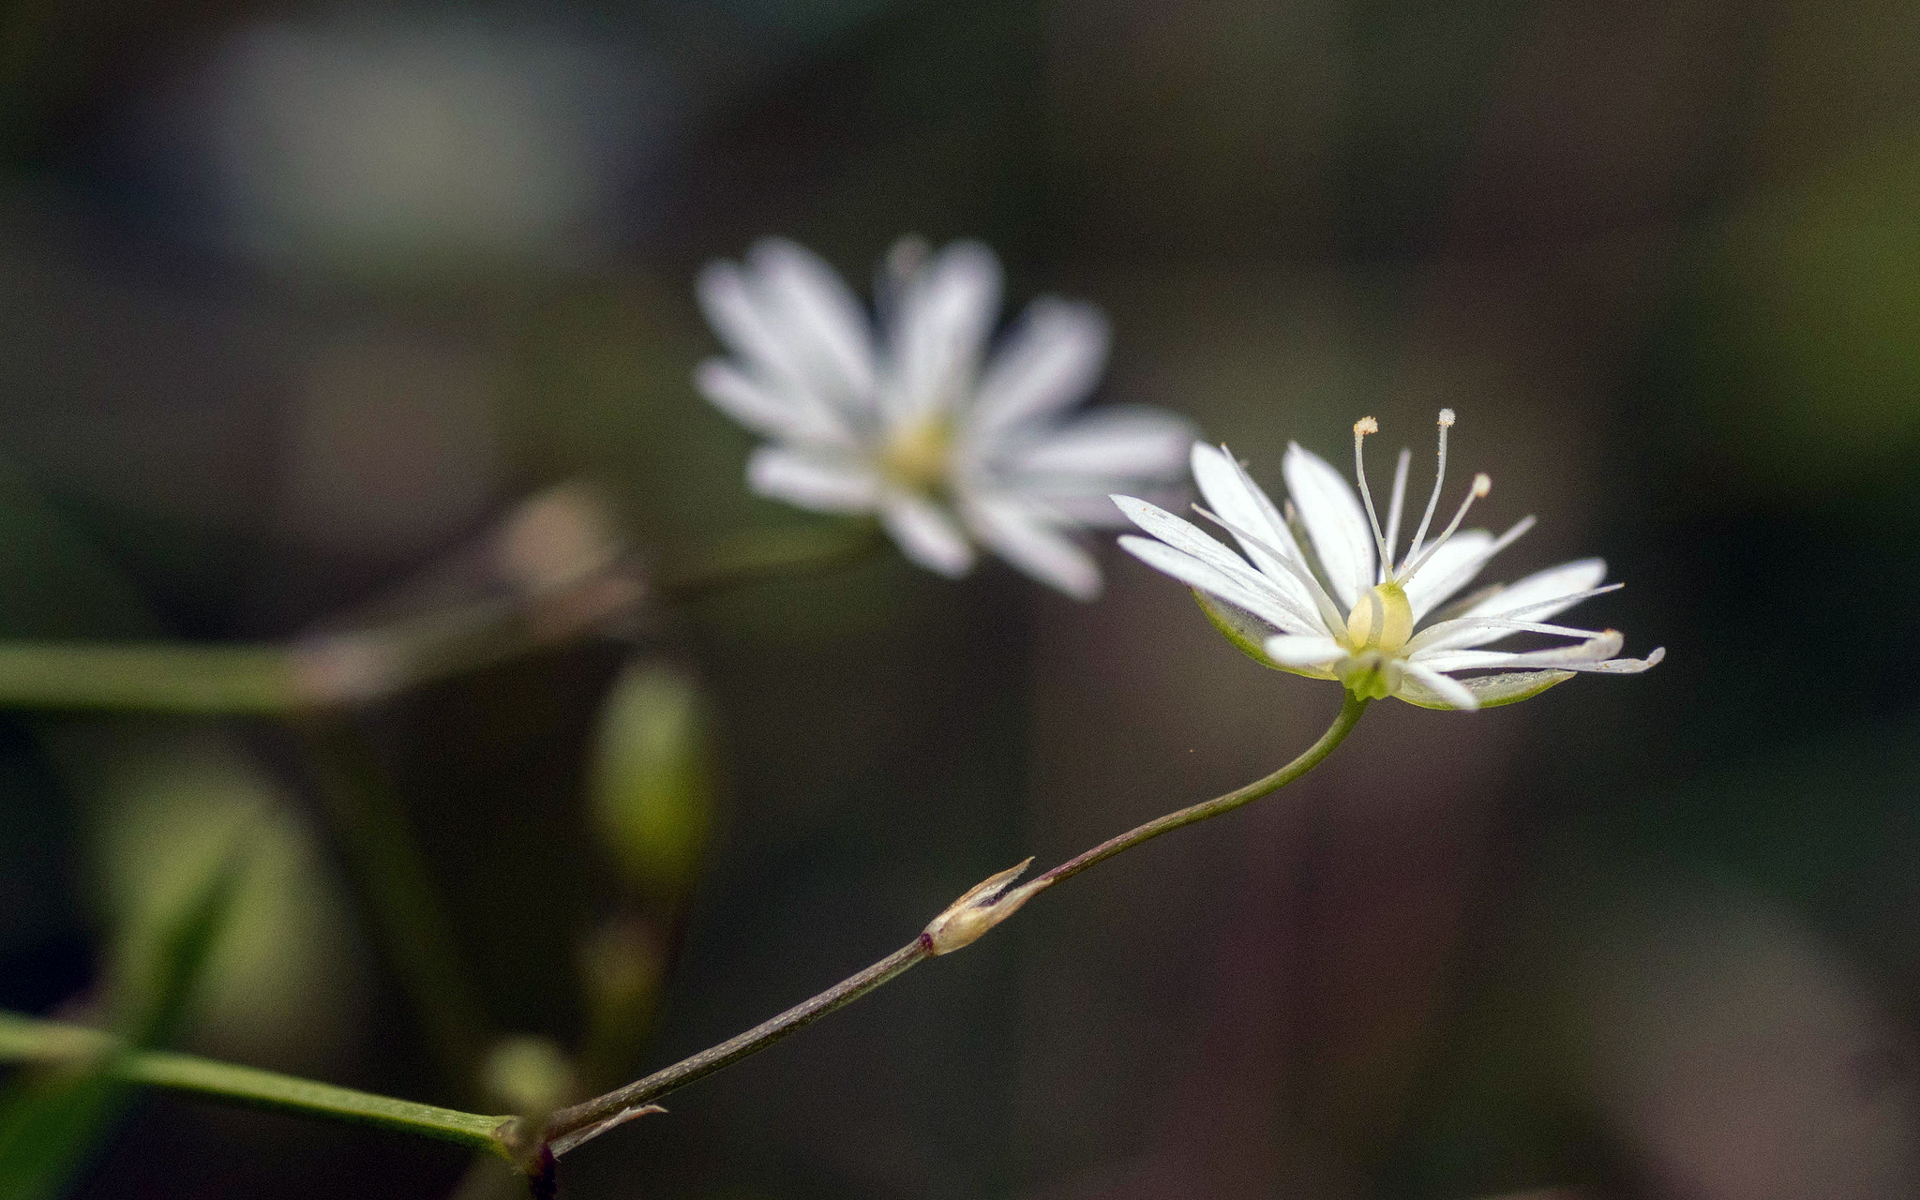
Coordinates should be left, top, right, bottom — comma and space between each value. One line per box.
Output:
1342, 581, 1412, 655
880, 416, 952, 492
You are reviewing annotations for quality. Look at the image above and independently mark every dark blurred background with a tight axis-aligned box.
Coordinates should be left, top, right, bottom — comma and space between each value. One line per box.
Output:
1, 0, 1919, 1197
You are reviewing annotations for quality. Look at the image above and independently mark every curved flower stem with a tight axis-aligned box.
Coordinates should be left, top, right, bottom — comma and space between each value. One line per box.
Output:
0, 1012, 512, 1157
537, 693, 1371, 1159
1029, 691, 1370, 890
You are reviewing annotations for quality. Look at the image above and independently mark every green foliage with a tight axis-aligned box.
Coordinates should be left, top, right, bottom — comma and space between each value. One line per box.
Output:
0, 843, 245, 1200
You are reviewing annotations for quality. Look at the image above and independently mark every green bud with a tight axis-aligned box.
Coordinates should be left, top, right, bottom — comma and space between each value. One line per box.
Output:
587, 663, 715, 895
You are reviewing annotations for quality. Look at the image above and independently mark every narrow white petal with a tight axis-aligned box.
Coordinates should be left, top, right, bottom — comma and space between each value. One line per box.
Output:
1112, 496, 1323, 633
1406, 517, 1536, 621
1399, 661, 1480, 711
884, 241, 1002, 425
1262, 634, 1345, 669
1282, 441, 1375, 609
1401, 530, 1492, 617
1473, 558, 1608, 622
746, 448, 880, 513
969, 299, 1110, 437
964, 496, 1101, 600
695, 259, 792, 378
1416, 557, 1610, 650
1003, 408, 1193, 479
1413, 630, 1625, 674
1189, 444, 1320, 616
1117, 536, 1320, 636
1404, 616, 1605, 656
748, 239, 879, 410
1582, 646, 1665, 673
695, 359, 847, 445
881, 493, 976, 577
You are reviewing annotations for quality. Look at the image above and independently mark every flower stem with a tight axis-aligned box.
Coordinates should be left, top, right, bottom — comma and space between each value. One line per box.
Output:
537, 693, 1370, 1158
1029, 691, 1370, 890
0, 1012, 512, 1157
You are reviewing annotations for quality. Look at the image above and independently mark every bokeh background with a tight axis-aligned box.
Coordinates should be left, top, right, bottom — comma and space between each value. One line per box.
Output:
1, 1, 1919, 1197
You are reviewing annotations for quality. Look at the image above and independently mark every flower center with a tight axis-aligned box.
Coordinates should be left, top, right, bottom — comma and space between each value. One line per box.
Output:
1343, 581, 1413, 654
881, 416, 952, 492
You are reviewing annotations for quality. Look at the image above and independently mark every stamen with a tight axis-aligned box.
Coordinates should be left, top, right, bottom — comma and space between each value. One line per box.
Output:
1351, 417, 1392, 579
1400, 473, 1490, 581
1382, 447, 1411, 578
1404, 409, 1455, 572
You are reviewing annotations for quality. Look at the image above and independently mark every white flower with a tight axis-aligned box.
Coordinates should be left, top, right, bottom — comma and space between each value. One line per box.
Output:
694, 236, 1194, 600
1113, 411, 1663, 710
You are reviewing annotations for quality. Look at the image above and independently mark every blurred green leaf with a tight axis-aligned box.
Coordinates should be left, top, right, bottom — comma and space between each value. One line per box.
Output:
587, 662, 716, 896
0, 842, 245, 1200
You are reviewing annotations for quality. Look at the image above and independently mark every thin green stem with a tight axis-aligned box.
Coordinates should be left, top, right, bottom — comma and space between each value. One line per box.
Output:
280, 719, 499, 1091
1030, 691, 1370, 890
537, 940, 929, 1156
539, 693, 1370, 1158
0, 525, 877, 716
0, 1012, 511, 1157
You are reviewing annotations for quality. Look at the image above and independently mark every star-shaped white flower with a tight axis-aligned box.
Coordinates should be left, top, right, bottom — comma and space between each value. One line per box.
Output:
695, 236, 1194, 599
1112, 411, 1662, 710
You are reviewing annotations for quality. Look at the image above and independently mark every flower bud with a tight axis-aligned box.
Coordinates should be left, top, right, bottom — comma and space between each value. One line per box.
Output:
588, 663, 715, 895
923, 859, 1046, 954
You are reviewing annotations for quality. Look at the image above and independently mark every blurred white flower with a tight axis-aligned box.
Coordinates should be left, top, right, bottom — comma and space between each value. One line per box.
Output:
695, 236, 1194, 599
1114, 411, 1662, 710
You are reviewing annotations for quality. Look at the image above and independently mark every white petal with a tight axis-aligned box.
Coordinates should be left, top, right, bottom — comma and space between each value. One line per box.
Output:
1282, 441, 1375, 609
696, 259, 792, 379
1583, 646, 1665, 673
1112, 497, 1322, 633
1405, 516, 1535, 621
1417, 557, 1610, 651
695, 359, 848, 445
1262, 634, 1345, 669
1404, 616, 1605, 656
746, 448, 880, 513
1413, 630, 1625, 674
884, 241, 1002, 426
1399, 661, 1480, 711
880, 493, 976, 577
1189, 444, 1322, 619
964, 496, 1101, 600
1001, 408, 1192, 480
746, 238, 878, 410
1117, 535, 1320, 637
969, 299, 1110, 437
1401, 530, 1492, 618
1396, 668, 1574, 710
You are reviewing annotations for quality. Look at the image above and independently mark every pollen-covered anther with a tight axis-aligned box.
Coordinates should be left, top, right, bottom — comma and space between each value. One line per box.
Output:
1438, 408, 1456, 427
1472, 473, 1491, 498
1354, 416, 1379, 436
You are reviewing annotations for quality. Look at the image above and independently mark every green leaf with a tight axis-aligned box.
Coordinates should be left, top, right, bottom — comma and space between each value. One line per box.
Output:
0, 844, 246, 1200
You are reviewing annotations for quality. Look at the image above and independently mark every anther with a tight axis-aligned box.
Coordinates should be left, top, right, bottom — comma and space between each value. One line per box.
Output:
1472, 473, 1490, 498
1438, 408, 1456, 427
1354, 416, 1379, 436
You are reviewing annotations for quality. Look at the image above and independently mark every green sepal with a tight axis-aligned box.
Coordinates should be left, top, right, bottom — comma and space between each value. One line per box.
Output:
1394, 669, 1576, 710
1192, 591, 1336, 680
